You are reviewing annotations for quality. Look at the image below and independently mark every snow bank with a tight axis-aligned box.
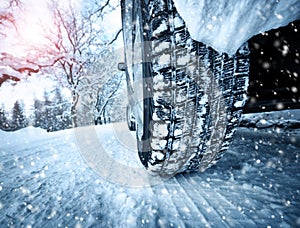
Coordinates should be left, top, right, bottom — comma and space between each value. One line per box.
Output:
240, 109, 300, 129
0, 126, 47, 135
173, 0, 300, 55
0, 127, 48, 148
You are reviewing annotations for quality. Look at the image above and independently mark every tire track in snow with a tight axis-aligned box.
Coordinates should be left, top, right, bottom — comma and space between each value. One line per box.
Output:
188, 174, 258, 227
174, 174, 241, 227
157, 177, 213, 227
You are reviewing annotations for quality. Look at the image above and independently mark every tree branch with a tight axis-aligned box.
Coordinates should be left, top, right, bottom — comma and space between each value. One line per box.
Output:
107, 29, 122, 45
95, 0, 110, 16
0, 74, 20, 86
0, 13, 14, 25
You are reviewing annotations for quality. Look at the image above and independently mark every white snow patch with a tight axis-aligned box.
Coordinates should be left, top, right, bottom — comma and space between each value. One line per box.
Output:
153, 20, 168, 36
174, 129, 182, 137
174, 16, 184, 28
234, 100, 245, 108
151, 151, 165, 160
151, 139, 167, 150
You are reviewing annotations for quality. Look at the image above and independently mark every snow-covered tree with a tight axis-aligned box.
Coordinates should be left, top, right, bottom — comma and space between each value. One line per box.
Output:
33, 98, 43, 127
94, 72, 126, 124
0, 104, 10, 130
51, 87, 72, 131
33, 88, 71, 132
11, 100, 28, 130
76, 48, 124, 126
37, 0, 122, 127
0, 1, 18, 37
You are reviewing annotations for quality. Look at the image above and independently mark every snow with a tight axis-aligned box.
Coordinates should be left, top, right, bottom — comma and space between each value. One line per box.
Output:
0, 110, 299, 227
173, 0, 300, 55
0, 53, 41, 84
0, 66, 23, 80
241, 109, 300, 130
153, 20, 168, 36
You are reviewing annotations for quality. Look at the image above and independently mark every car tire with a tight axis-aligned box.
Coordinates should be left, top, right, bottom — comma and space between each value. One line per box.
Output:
121, 0, 250, 177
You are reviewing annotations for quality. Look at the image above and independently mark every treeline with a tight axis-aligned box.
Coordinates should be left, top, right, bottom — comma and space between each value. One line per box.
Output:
0, 101, 28, 131
0, 88, 72, 132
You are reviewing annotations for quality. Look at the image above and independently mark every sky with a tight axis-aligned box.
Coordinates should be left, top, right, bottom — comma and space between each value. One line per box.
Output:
0, 0, 52, 56
0, 0, 122, 56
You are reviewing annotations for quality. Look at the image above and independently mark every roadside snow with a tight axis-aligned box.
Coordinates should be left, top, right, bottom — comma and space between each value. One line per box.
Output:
173, 0, 300, 55
0, 110, 299, 227
241, 109, 300, 130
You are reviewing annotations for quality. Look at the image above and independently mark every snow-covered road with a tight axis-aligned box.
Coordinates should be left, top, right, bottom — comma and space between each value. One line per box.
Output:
0, 113, 300, 227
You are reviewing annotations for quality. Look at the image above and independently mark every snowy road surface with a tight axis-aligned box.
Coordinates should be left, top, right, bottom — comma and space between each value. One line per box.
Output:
1, 113, 300, 227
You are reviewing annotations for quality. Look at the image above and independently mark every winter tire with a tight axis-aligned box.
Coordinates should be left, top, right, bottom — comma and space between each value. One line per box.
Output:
121, 0, 250, 177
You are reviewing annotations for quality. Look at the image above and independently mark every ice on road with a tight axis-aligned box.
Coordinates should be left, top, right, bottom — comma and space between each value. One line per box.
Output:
0, 112, 300, 227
